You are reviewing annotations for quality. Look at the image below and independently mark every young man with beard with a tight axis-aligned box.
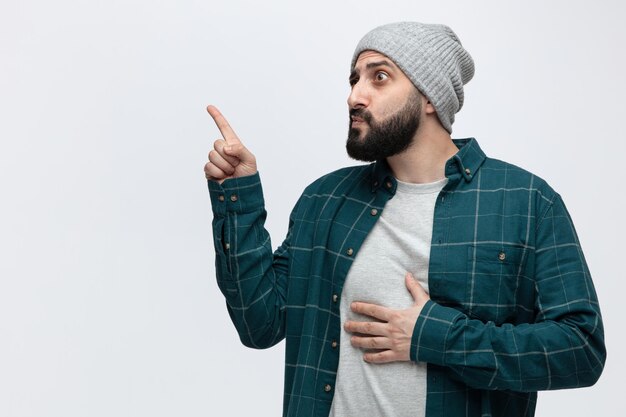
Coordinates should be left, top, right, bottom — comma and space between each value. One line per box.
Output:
204, 22, 605, 417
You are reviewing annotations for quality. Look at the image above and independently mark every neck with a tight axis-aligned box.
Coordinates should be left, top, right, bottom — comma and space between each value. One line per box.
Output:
386, 125, 458, 184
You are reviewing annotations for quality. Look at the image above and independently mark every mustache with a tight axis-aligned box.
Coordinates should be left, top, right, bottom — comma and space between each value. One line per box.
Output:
349, 108, 372, 123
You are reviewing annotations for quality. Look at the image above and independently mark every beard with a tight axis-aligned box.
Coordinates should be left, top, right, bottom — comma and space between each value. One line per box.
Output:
346, 90, 422, 162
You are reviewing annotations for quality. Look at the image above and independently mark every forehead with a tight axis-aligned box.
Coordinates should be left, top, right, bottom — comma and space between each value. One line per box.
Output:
353, 50, 399, 71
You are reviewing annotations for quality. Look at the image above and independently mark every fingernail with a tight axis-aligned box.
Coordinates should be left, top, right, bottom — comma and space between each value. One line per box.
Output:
224, 146, 232, 152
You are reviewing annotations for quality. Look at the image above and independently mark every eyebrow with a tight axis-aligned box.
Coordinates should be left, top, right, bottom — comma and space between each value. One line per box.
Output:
365, 60, 394, 70
349, 60, 395, 81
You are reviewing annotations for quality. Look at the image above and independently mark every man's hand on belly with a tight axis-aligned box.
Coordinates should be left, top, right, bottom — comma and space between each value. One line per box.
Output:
344, 272, 430, 363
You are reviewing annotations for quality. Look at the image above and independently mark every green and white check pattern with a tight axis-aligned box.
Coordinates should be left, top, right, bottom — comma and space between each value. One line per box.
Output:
208, 138, 605, 417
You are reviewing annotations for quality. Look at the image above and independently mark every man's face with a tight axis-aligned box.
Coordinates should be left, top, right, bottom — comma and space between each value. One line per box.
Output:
346, 51, 423, 162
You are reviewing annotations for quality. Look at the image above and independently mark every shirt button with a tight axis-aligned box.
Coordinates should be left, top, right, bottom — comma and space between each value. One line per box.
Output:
225, 243, 230, 250
230, 194, 238, 202
373, 181, 379, 187
324, 384, 332, 392
370, 208, 378, 216
346, 248, 354, 256
218, 195, 225, 202
332, 294, 339, 303
331, 340, 338, 349
385, 181, 393, 189
464, 168, 471, 175
498, 251, 506, 261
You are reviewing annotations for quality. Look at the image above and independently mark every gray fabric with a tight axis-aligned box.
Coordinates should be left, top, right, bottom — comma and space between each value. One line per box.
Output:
329, 177, 448, 417
351, 22, 475, 133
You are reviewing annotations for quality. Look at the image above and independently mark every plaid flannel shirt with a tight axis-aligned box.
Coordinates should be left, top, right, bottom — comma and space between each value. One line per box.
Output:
208, 138, 605, 417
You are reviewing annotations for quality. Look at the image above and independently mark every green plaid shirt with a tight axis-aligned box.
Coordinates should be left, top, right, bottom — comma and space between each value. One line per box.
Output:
208, 138, 605, 417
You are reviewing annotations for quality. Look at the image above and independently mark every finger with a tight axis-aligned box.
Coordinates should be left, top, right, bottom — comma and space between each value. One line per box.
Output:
204, 161, 230, 182
206, 105, 242, 145
208, 149, 236, 176
344, 320, 388, 336
351, 302, 391, 322
213, 139, 240, 166
363, 350, 400, 364
350, 335, 391, 350
223, 143, 257, 166
405, 272, 428, 302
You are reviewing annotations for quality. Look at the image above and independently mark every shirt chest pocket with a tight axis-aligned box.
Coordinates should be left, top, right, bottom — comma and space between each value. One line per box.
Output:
465, 244, 531, 324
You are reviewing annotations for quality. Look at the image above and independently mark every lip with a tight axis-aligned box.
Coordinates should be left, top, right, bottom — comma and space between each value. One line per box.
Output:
351, 116, 365, 125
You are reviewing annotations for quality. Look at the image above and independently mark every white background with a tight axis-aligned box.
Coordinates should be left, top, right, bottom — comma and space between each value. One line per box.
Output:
1, 0, 624, 416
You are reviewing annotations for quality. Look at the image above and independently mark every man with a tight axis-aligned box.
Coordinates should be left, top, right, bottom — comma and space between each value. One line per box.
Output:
204, 22, 605, 417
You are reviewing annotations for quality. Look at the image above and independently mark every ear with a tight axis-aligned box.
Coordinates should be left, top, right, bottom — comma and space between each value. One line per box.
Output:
423, 98, 437, 115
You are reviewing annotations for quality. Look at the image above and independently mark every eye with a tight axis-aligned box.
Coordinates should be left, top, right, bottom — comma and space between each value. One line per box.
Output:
349, 76, 359, 87
374, 71, 389, 82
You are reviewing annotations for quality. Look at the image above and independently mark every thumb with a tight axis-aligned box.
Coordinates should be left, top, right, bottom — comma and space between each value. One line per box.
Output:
405, 272, 426, 302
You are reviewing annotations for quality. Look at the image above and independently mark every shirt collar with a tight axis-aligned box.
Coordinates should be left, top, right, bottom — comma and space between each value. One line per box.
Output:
371, 137, 486, 192
445, 138, 487, 183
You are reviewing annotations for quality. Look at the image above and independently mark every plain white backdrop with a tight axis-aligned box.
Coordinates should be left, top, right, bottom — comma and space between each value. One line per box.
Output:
1, 0, 624, 416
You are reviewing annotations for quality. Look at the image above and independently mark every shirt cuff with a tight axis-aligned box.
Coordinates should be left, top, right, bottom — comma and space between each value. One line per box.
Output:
207, 172, 265, 216
410, 300, 465, 365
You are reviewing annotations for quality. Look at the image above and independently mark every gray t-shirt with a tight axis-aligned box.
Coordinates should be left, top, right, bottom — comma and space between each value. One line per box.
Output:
329, 177, 448, 417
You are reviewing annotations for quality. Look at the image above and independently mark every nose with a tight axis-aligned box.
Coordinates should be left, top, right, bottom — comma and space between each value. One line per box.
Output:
347, 80, 368, 110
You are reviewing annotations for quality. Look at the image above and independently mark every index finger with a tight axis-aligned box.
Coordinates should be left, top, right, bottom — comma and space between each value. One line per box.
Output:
206, 105, 241, 145
351, 302, 391, 322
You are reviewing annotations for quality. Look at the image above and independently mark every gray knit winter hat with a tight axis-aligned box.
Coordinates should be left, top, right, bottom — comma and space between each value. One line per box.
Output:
351, 22, 474, 133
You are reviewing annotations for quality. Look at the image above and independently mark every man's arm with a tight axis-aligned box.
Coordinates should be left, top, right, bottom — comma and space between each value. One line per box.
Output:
205, 105, 291, 349
345, 194, 606, 391
411, 193, 606, 391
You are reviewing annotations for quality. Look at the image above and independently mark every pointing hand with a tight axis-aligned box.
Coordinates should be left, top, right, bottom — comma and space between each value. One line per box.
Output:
204, 105, 258, 183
